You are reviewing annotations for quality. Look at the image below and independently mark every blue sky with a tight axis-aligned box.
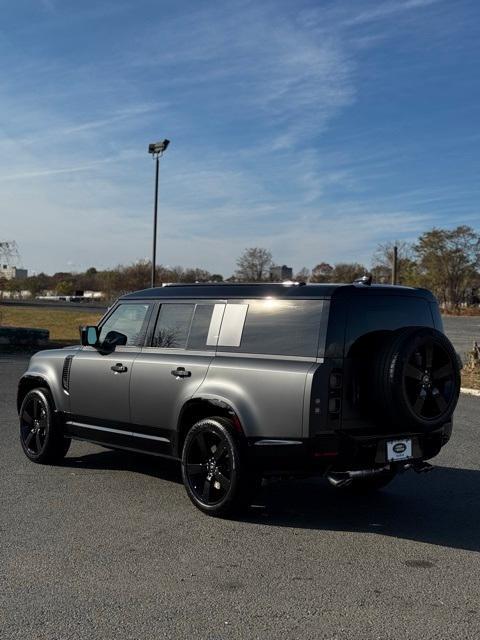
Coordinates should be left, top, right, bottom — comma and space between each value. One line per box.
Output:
1, 0, 479, 276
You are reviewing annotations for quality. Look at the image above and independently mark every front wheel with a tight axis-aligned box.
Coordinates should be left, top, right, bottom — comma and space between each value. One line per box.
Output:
181, 417, 260, 517
19, 388, 71, 464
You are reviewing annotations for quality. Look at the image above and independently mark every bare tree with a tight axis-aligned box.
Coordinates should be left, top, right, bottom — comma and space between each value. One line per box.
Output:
235, 247, 273, 282
294, 267, 310, 283
153, 327, 182, 348
371, 240, 417, 285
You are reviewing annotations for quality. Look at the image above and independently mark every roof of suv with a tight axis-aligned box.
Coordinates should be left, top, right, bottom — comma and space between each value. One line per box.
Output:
121, 282, 436, 301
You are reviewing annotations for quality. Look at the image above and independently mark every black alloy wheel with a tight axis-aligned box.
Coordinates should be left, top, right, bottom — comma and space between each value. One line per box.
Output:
20, 392, 49, 456
181, 417, 259, 516
404, 341, 456, 420
186, 427, 232, 505
19, 388, 70, 463
372, 326, 460, 430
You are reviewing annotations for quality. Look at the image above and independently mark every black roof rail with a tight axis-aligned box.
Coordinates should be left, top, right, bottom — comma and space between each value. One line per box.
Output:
161, 281, 305, 287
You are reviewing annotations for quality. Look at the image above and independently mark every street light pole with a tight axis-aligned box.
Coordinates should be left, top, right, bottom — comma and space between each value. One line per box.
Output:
148, 139, 170, 288
151, 155, 160, 288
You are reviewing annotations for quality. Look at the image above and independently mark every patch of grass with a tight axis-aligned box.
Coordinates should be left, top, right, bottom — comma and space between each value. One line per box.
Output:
0, 306, 103, 342
461, 343, 480, 390
443, 308, 480, 316
461, 369, 480, 390
462, 371, 480, 391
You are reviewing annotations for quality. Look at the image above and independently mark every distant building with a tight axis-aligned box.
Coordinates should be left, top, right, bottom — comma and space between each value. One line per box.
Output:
270, 265, 293, 281
36, 290, 105, 302
82, 290, 105, 299
1, 289, 31, 299
0, 265, 28, 280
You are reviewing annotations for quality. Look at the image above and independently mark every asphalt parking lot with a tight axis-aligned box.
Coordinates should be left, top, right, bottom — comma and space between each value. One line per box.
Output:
1, 315, 479, 640
443, 315, 480, 362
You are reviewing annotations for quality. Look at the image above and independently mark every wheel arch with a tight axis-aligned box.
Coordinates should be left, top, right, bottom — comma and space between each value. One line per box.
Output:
175, 397, 244, 458
17, 375, 52, 413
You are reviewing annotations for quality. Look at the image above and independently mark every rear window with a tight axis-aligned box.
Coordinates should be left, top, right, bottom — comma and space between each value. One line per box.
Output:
346, 296, 433, 353
217, 299, 327, 358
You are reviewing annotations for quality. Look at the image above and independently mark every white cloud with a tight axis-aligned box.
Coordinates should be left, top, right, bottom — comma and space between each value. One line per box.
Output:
346, 0, 441, 26
0, 0, 473, 277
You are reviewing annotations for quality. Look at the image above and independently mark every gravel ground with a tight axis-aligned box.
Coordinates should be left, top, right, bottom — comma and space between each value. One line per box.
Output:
0, 349, 479, 640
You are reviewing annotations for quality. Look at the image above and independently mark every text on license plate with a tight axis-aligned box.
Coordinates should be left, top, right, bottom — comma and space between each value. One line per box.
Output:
386, 438, 412, 462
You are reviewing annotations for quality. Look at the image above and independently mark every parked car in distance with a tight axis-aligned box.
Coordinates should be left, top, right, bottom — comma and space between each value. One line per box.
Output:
18, 281, 461, 516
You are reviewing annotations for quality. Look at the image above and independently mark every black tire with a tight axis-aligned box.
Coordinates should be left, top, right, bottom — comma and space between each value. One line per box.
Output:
19, 388, 71, 464
331, 470, 397, 494
181, 417, 260, 517
372, 327, 460, 430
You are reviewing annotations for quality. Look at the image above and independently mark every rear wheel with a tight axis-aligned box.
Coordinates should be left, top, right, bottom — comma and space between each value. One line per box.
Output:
181, 417, 260, 517
19, 388, 70, 464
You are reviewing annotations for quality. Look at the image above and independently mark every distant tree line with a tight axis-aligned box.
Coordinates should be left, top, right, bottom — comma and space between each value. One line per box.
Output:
0, 263, 223, 302
0, 225, 478, 312
232, 227, 480, 311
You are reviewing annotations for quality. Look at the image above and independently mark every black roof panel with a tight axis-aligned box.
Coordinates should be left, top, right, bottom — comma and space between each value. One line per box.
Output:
120, 282, 435, 301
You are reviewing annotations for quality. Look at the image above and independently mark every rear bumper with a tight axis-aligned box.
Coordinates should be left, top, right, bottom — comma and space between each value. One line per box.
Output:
247, 422, 452, 474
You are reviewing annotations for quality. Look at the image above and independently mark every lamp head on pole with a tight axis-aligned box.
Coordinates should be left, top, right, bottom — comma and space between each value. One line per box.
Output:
148, 139, 170, 156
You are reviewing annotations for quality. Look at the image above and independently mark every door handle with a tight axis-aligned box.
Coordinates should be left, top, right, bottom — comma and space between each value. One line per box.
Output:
111, 363, 128, 374
171, 367, 192, 378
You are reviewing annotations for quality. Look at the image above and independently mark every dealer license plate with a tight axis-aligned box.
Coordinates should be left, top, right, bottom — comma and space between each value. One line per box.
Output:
386, 438, 412, 462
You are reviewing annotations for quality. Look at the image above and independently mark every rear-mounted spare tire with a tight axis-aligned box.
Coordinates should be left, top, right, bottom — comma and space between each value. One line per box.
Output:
372, 326, 460, 431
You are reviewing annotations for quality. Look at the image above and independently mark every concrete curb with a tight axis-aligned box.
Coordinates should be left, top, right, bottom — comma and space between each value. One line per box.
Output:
460, 387, 480, 397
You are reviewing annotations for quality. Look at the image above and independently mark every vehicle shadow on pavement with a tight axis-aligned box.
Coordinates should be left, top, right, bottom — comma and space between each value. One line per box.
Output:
61, 450, 480, 552
246, 466, 480, 553
61, 449, 183, 484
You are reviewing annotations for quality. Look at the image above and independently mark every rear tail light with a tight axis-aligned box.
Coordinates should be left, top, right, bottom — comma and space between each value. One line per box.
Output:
329, 372, 342, 389
328, 368, 343, 418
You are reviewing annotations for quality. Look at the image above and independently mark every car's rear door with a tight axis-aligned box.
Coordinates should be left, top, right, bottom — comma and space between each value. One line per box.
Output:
129, 301, 224, 453
205, 299, 324, 439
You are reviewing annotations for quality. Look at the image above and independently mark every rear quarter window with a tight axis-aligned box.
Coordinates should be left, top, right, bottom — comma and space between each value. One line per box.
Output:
217, 299, 328, 358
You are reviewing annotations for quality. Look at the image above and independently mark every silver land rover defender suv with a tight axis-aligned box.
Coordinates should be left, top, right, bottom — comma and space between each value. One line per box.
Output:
17, 282, 461, 516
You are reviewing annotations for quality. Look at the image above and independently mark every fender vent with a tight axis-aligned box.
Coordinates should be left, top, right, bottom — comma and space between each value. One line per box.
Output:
62, 355, 73, 391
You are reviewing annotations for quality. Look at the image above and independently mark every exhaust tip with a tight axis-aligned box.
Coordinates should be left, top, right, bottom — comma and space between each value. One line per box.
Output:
327, 472, 353, 488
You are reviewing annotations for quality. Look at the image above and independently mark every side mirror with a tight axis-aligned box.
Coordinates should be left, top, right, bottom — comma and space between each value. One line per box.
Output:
102, 330, 128, 351
81, 325, 99, 347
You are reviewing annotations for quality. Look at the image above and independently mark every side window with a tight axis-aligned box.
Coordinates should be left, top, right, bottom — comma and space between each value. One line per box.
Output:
186, 304, 223, 350
217, 299, 326, 358
152, 304, 195, 348
98, 303, 151, 347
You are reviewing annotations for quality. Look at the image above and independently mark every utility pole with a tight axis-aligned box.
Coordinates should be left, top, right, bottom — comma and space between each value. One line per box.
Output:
392, 245, 398, 285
